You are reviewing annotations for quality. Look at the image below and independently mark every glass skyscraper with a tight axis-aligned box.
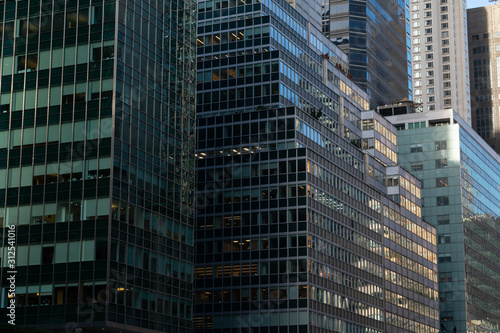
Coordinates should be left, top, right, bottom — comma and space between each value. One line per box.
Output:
0, 0, 196, 331
321, 0, 412, 108
387, 109, 500, 333
194, 0, 439, 331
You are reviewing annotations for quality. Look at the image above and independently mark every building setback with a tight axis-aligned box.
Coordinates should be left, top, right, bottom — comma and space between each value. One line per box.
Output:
468, 3, 500, 153
387, 109, 500, 333
194, 0, 439, 331
319, 0, 411, 109
409, 0, 471, 122
0, 0, 197, 332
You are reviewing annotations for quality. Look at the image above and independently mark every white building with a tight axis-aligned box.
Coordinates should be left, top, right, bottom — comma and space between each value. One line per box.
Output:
410, 0, 471, 124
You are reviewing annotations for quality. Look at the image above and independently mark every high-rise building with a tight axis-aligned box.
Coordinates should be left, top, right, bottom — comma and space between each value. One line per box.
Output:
409, 0, 471, 123
0, 0, 197, 331
468, 3, 500, 153
194, 0, 439, 331
320, 0, 411, 108
387, 109, 500, 333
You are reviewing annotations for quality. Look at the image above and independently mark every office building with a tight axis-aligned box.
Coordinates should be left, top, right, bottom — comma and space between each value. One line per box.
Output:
468, 3, 500, 152
409, 0, 471, 123
194, 0, 439, 331
0, 0, 197, 332
320, 0, 411, 108
387, 109, 500, 333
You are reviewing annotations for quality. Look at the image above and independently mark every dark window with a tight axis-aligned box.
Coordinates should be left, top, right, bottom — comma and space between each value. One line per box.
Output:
435, 159, 448, 168
42, 246, 54, 264
437, 196, 449, 206
436, 177, 448, 187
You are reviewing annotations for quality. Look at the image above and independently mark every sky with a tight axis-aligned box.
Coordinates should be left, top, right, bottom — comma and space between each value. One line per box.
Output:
467, 0, 496, 9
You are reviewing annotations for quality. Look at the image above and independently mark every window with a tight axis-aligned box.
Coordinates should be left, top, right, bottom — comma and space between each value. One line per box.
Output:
441, 22, 448, 29
438, 235, 451, 243
414, 63, 422, 70
442, 47, 449, 54
442, 56, 450, 62
428, 96, 434, 102
426, 45, 433, 51
444, 90, 451, 96
437, 196, 449, 206
471, 35, 479, 40
442, 39, 449, 46
414, 46, 421, 53
424, 3, 431, 9
441, 14, 448, 20
43, 246, 55, 264
411, 164, 423, 171
426, 53, 433, 60
438, 254, 451, 262
415, 80, 422, 87
425, 28, 432, 34
441, 31, 449, 38
413, 30, 421, 36
426, 36, 433, 43
412, 21, 420, 28
435, 140, 447, 150
425, 20, 432, 26
428, 105, 435, 111
436, 177, 448, 187
427, 88, 434, 94
484, 33, 491, 39
17, 54, 38, 72
427, 70, 434, 77
412, 13, 419, 19
424, 11, 432, 18
435, 159, 448, 168
413, 38, 421, 45
410, 144, 423, 153
443, 73, 451, 79
426, 62, 433, 68
440, 6, 448, 12
443, 64, 450, 71
414, 54, 422, 61
444, 98, 451, 105
438, 215, 450, 225
427, 79, 434, 85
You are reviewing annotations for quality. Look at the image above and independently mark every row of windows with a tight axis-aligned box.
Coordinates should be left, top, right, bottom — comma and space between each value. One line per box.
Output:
309, 209, 381, 254
308, 161, 378, 214
385, 269, 438, 301
112, 242, 193, 280
384, 226, 437, 264
197, 26, 271, 47
385, 290, 439, 322
386, 311, 437, 333
197, 208, 307, 229
195, 312, 308, 329
1, 4, 114, 39
196, 234, 307, 254
385, 247, 437, 283
309, 259, 383, 300
309, 311, 381, 333
382, 206, 433, 244
195, 285, 308, 305
310, 235, 383, 278
410, 158, 448, 171
296, 120, 364, 172
309, 286, 383, 322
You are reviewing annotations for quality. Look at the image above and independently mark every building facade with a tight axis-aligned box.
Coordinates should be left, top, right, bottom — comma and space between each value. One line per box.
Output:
409, 0, 471, 122
0, 0, 197, 332
468, 3, 500, 152
387, 110, 500, 333
320, 0, 411, 108
194, 0, 439, 331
